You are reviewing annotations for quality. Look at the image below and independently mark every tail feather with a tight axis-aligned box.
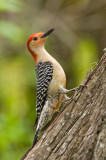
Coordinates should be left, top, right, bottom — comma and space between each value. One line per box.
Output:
34, 116, 38, 129
31, 128, 39, 148
20, 129, 39, 160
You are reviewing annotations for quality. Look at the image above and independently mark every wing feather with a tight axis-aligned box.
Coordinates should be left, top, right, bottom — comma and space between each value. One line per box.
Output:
34, 61, 53, 127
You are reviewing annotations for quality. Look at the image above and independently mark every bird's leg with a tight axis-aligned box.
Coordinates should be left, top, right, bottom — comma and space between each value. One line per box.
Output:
62, 95, 73, 104
62, 95, 71, 102
59, 84, 87, 94
60, 84, 87, 103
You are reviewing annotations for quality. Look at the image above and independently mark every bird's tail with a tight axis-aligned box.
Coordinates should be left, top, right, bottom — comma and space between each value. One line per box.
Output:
34, 116, 38, 128
31, 128, 40, 148
20, 128, 40, 160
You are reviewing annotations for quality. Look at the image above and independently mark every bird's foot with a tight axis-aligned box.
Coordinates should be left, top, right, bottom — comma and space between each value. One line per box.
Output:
60, 84, 87, 94
67, 84, 87, 93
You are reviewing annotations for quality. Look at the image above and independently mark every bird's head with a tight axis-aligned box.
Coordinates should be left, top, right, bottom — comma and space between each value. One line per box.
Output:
27, 28, 54, 62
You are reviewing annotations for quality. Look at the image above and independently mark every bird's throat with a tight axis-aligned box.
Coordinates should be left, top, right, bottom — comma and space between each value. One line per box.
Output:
29, 45, 52, 63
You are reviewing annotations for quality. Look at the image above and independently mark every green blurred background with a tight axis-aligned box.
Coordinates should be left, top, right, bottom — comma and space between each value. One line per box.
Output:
0, 0, 106, 159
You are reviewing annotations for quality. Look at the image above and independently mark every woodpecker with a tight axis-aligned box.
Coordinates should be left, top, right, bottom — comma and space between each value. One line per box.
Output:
24, 28, 80, 158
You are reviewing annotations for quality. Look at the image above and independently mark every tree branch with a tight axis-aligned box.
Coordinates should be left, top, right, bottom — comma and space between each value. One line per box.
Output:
21, 50, 106, 160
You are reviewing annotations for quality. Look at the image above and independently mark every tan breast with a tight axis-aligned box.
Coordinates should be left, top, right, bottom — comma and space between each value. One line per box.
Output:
47, 56, 66, 95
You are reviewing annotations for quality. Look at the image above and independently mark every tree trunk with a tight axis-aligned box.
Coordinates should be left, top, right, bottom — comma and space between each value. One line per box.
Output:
22, 51, 106, 160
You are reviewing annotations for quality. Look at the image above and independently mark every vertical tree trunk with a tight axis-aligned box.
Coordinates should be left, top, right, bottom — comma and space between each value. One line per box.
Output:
21, 51, 106, 160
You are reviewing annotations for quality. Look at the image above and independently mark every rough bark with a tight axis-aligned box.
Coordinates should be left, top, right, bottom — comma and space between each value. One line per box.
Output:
22, 51, 106, 160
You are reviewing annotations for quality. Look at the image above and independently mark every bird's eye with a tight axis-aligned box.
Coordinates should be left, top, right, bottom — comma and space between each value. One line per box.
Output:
33, 37, 38, 40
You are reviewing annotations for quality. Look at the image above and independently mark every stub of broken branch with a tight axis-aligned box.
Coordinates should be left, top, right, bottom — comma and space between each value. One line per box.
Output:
21, 51, 106, 160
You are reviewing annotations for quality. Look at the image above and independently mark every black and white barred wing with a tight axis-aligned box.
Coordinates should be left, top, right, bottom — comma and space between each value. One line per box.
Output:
35, 61, 53, 125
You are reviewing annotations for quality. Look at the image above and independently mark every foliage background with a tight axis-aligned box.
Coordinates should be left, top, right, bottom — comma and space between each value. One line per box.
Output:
0, 0, 106, 159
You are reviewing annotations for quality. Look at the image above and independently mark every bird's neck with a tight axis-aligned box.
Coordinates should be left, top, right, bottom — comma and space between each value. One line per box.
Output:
31, 45, 52, 63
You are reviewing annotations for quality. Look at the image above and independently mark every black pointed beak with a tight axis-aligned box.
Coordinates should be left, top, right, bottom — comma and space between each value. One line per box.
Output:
41, 28, 55, 38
